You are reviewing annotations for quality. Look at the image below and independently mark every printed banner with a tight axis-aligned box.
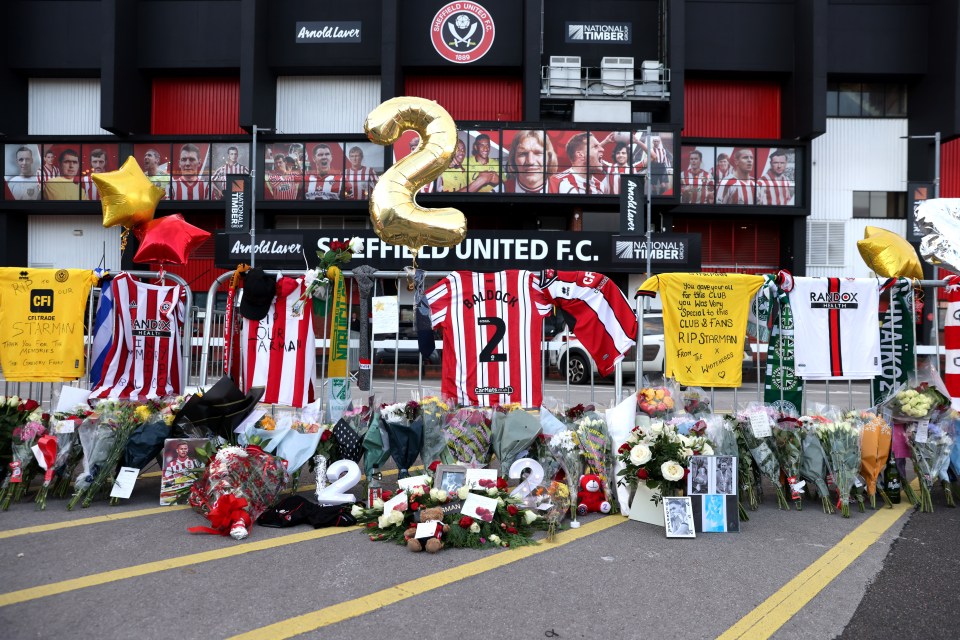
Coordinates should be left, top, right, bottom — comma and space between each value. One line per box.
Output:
619, 174, 644, 236
326, 266, 349, 379
871, 279, 916, 404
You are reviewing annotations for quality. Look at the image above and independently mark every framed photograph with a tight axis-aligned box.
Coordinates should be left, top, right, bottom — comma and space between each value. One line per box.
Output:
702, 494, 727, 532
397, 474, 431, 491
464, 468, 498, 489
434, 464, 468, 494
712, 456, 737, 495
687, 456, 710, 495
160, 438, 208, 506
461, 492, 499, 523
662, 496, 696, 538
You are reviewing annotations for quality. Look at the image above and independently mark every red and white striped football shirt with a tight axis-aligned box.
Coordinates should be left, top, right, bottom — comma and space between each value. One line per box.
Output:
81, 175, 100, 201
170, 177, 207, 201
601, 162, 645, 195
305, 173, 342, 200
427, 270, 553, 407
539, 270, 638, 377
239, 275, 315, 408
548, 169, 607, 195
343, 166, 378, 201
756, 173, 794, 206
717, 177, 755, 205
681, 168, 714, 203
42, 164, 60, 180
90, 273, 185, 400
266, 172, 301, 200
944, 277, 960, 400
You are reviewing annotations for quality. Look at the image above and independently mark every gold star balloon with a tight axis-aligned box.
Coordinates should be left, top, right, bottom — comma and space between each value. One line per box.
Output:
94, 156, 165, 229
856, 226, 923, 280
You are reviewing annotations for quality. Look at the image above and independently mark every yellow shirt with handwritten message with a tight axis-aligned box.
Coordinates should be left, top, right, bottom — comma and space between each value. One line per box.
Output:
639, 273, 764, 387
0, 268, 97, 381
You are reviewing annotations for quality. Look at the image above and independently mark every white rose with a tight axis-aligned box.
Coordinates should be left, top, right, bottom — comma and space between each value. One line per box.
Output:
411, 486, 424, 497
701, 444, 714, 456
373, 498, 384, 510
436, 490, 449, 503
8, 396, 20, 407
627, 433, 640, 445
661, 461, 685, 482
489, 534, 501, 544
649, 422, 664, 436
457, 486, 470, 500
388, 509, 405, 526
348, 237, 364, 253
350, 505, 363, 518
629, 444, 652, 466
497, 497, 504, 506
469, 522, 480, 533
523, 509, 538, 525
680, 447, 695, 460
678, 434, 693, 447
429, 488, 440, 501
487, 487, 499, 497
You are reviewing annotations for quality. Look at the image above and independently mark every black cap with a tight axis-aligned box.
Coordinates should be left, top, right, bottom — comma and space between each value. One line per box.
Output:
238, 268, 275, 320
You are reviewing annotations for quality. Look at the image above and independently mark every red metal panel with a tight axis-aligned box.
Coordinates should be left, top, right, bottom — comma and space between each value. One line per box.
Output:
941, 138, 960, 197
151, 78, 244, 135
404, 76, 522, 121
674, 218, 780, 272
684, 79, 781, 139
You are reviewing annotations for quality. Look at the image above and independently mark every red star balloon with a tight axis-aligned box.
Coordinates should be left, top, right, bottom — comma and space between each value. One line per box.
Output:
133, 214, 211, 266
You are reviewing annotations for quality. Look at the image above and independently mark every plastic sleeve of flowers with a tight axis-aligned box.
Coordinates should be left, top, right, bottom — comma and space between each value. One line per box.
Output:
740, 424, 789, 509
95, 409, 147, 507
419, 398, 449, 468
734, 426, 759, 510
706, 416, 739, 457
190, 446, 288, 522
72, 420, 118, 495
799, 430, 834, 514
442, 408, 492, 466
821, 421, 862, 518
35, 431, 77, 509
547, 429, 583, 519
773, 426, 804, 507
575, 413, 612, 502
857, 410, 891, 499
0, 441, 34, 509
491, 409, 542, 477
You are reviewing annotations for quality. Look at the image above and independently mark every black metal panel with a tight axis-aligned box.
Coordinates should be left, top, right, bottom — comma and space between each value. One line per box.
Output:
827, 3, 929, 76
685, 0, 795, 72
7, 1, 102, 72
240, 0, 276, 131
540, 0, 660, 68
102, 0, 152, 135
266, 0, 382, 71
137, 0, 242, 70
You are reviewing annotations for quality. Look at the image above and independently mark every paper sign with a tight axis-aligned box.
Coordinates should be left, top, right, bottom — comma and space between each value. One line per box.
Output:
915, 420, 929, 444
460, 492, 499, 522
397, 475, 431, 491
415, 521, 440, 538
382, 491, 408, 513
53, 419, 76, 434
56, 385, 90, 413
464, 468, 498, 489
748, 411, 772, 438
326, 378, 351, 424
372, 296, 399, 335
109, 467, 140, 499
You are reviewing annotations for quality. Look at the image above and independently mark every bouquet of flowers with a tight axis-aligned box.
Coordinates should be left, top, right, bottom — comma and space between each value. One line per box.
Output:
380, 401, 423, 479
34, 411, 85, 510
815, 413, 863, 517
636, 384, 677, 419
419, 395, 451, 468
682, 388, 712, 417
491, 404, 542, 477
188, 444, 289, 540
124, 395, 189, 471
548, 427, 584, 523
441, 407, 492, 466
293, 237, 362, 316
733, 403, 789, 510
857, 409, 893, 509
333, 404, 372, 463
0, 418, 47, 510
904, 420, 955, 512
0, 396, 41, 483
773, 417, 805, 510
531, 480, 571, 542
574, 411, 613, 505
69, 401, 155, 509
616, 420, 713, 506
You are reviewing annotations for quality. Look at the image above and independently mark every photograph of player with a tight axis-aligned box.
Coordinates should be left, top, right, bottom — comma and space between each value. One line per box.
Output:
663, 497, 696, 538
80, 145, 119, 202
41, 147, 60, 180
716, 147, 756, 205
466, 130, 501, 192
680, 146, 716, 204
634, 130, 674, 196
501, 130, 557, 194
4, 144, 41, 201
394, 131, 443, 194
342, 143, 383, 201
264, 144, 302, 201
133, 144, 171, 200
160, 439, 207, 506
595, 130, 651, 195
171, 142, 210, 201
42, 145, 84, 200
304, 142, 343, 201
714, 152, 732, 183
547, 131, 608, 195
755, 147, 796, 206
442, 134, 470, 192
211, 143, 250, 200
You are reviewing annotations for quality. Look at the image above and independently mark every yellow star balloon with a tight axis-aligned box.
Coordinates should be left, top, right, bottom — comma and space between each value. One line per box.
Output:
94, 156, 165, 229
857, 226, 923, 280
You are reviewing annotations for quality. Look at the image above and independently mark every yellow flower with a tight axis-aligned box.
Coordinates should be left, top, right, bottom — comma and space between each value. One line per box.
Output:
260, 415, 276, 431
134, 405, 152, 422
164, 414, 176, 426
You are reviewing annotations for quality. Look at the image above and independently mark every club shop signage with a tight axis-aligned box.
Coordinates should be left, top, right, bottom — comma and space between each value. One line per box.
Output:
296, 21, 362, 43
431, 2, 495, 64
565, 22, 632, 44
216, 230, 701, 273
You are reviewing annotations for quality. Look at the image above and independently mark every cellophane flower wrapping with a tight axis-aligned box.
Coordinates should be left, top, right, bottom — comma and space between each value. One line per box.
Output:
491, 404, 542, 477
905, 419, 955, 512
734, 402, 789, 510
189, 445, 288, 525
0, 417, 46, 509
604, 393, 638, 515
0, 396, 40, 482
884, 364, 951, 422
682, 387, 712, 417
419, 394, 451, 469
238, 405, 290, 453
815, 409, 863, 517
773, 418, 805, 509
547, 427, 583, 519
35, 414, 82, 509
532, 480, 571, 541
380, 401, 423, 477
574, 411, 613, 504
635, 380, 679, 419
275, 400, 329, 475
797, 417, 835, 514
856, 408, 893, 509
441, 406, 492, 466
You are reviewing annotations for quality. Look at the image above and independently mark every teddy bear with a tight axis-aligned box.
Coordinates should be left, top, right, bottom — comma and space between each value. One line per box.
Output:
577, 474, 612, 516
404, 507, 450, 553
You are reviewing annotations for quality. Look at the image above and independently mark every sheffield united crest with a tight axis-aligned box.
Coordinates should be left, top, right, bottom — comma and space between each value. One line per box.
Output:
431, 2, 495, 64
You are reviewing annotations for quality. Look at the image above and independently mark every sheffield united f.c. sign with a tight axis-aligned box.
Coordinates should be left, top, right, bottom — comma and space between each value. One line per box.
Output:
431, 2, 495, 64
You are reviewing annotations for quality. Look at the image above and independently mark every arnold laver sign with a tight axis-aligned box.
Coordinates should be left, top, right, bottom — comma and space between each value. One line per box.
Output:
619, 174, 644, 236
296, 21, 362, 43
566, 22, 632, 43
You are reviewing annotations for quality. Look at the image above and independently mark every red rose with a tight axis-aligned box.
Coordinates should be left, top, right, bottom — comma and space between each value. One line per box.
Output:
459, 516, 474, 529
408, 522, 417, 528
19, 399, 39, 412
618, 443, 631, 454
683, 468, 690, 479
497, 478, 508, 491
507, 504, 518, 516
428, 460, 441, 472
506, 526, 518, 534
320, 430, 333, 442
637, 469, 649, 480
366, 522, 377, 528
381, 490, 393, 501
410, 502, 420, 511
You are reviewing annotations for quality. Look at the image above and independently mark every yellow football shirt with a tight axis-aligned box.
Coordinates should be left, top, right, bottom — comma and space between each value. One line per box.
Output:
0, 268, 98, 381
639, 272, 765, 387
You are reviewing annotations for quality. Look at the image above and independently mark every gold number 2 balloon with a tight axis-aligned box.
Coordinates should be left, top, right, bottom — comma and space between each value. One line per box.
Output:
365, 97, 467, 254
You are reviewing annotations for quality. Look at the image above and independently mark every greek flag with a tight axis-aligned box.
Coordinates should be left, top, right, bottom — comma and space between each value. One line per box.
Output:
90, 282, 114, 384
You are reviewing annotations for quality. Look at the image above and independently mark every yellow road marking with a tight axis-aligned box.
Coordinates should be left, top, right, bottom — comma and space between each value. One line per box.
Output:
0, 525, 361, 607
229, 516, 626, 640
0, 465, 420, 539
717, 498, 913, 640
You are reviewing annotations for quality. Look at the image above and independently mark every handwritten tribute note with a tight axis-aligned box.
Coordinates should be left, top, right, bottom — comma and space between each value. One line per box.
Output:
638, 273, 765, 387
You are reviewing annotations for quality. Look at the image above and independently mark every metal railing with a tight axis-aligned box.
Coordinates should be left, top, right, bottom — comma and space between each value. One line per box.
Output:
540, 65, 671, 100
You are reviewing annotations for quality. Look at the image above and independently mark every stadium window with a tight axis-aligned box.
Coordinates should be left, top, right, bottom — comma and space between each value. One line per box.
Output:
827, 83, 908, 117
852, 191, 906, 219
